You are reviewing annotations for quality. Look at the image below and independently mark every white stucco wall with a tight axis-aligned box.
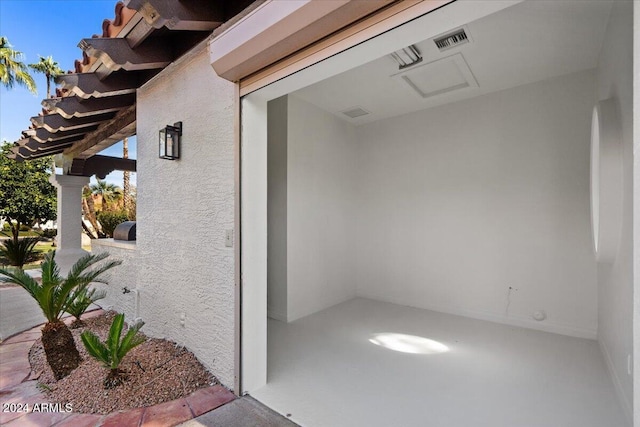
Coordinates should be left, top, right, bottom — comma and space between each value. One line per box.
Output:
135, 42, 236, 388
594, 1, 633, 422
91, 239, 138, 321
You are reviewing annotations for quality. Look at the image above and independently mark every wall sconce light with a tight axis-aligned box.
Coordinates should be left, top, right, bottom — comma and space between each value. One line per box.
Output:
159, 121, 182, 160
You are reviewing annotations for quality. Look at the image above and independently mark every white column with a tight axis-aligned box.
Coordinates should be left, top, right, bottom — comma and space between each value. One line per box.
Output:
49, 174, 90, 275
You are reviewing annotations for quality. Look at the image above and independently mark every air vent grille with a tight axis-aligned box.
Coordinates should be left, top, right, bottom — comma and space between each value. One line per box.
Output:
434, 29, 469, 51
341, 107, 370, 119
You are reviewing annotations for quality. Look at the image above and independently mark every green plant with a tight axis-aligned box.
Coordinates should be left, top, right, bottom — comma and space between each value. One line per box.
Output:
36, 382, 52, 392
97, 211, 129, 238
0, 236, 40, 267
40, 228, 57, 239
0, 251, 122, 379
19, 224, 30, 231
2, 222, 10, 231
68, 287, 107, 328
81, 313, 145, 388
0, 142, 56, 244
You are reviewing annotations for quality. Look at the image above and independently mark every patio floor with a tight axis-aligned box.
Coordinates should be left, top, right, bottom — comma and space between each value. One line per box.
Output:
252, 298, 628, 427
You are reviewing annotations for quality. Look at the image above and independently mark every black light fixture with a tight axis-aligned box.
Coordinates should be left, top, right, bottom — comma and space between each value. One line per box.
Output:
159, 121, 182, 160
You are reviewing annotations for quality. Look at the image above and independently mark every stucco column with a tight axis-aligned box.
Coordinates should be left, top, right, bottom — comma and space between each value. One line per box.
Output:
49, 174, 90, 275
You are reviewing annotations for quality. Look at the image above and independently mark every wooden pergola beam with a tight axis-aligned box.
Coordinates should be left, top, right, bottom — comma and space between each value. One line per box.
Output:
42, 94, 135, 119
79, 37, 172, 72
16, 135, 85, 152
125, 0, 224, 31
64, 105, 136, 159
9, 137, 80, 161
69, 155, 137, 179
31, 112, 117, 133
23, 125, 98, 143
55, 72, 139, 99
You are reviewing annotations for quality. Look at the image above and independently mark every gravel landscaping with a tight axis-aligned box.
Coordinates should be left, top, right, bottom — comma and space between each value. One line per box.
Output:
28, 311, 217, 414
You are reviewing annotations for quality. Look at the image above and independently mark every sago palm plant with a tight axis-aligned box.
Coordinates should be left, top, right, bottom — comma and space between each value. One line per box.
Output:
0, 236, 40, 267
81, 313, 145, 388
0, 251, 121, 379
68, 287, 107, 328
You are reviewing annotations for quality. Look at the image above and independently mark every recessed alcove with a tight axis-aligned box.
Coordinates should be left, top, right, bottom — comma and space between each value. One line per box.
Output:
590, 98, 623, 263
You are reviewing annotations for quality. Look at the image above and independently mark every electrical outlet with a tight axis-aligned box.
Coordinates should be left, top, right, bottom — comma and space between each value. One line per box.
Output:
225, 229, 234, 247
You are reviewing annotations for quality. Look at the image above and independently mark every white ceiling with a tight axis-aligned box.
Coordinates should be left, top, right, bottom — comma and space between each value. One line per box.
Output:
292, 0, 613, 125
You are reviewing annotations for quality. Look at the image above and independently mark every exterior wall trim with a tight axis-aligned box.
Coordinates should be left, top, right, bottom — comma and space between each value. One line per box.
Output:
209, 0, 396, 83
237, 0, 452, 96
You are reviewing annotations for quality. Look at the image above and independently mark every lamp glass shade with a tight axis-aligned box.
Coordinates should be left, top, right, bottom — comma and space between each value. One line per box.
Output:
159, 123, 181, 160
159, 128, 167, 158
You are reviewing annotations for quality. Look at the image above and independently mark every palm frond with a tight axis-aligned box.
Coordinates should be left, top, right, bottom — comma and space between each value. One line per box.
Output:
2, 249, 120, 324
66, 252, 109, 281
0, 267, 41, 299
116, 320, 145, 362
40, 251, 60, 285
106, 313, 125, 368
67, 287, 106, 320
81, 331, 110, 367
0, 237, 40, 267
82, 313, 146, 373
75, 260, 123, 285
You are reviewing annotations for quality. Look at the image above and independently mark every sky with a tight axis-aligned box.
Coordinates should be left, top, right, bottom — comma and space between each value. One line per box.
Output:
0, 0, 137, 187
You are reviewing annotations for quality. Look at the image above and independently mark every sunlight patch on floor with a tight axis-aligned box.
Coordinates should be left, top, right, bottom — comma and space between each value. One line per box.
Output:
369, 332, 449, 354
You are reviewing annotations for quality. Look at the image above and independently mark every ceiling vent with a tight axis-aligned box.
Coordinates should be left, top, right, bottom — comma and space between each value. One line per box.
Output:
389, 45, 422, 70
391, 53, 478, 100
434, 28, 469, 51
341, 107, 370, 119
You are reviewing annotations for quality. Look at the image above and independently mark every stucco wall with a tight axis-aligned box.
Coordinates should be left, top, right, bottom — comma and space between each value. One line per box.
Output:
135, 43, 236, 388
354, 69, 598, 339
595, 0, 633, 421
91, 239, 138, 321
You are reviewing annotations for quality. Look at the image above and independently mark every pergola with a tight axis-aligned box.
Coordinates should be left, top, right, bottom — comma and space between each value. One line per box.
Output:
7, 0, 253, 272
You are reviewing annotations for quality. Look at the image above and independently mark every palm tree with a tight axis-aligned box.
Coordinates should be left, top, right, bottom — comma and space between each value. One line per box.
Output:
82, 185, 103, 238
0, 36, 36, 93
90, 179, 123, 211
29, 55, 63, 99
0, 252, 121, 379
122, 138, 131, 213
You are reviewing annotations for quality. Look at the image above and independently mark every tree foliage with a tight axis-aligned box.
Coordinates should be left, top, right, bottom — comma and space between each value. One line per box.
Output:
97, 210, 129, 238
90, 179, 123, 209
68, 287, 107, 328
0, 236, 40, 267
29, 55, 63, 99
0, 142, 56, 242
0, 36, 36, 93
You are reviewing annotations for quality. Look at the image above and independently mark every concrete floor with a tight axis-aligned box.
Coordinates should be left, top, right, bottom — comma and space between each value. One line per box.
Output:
251, 298, 627, 427
179, 396, 299, 427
